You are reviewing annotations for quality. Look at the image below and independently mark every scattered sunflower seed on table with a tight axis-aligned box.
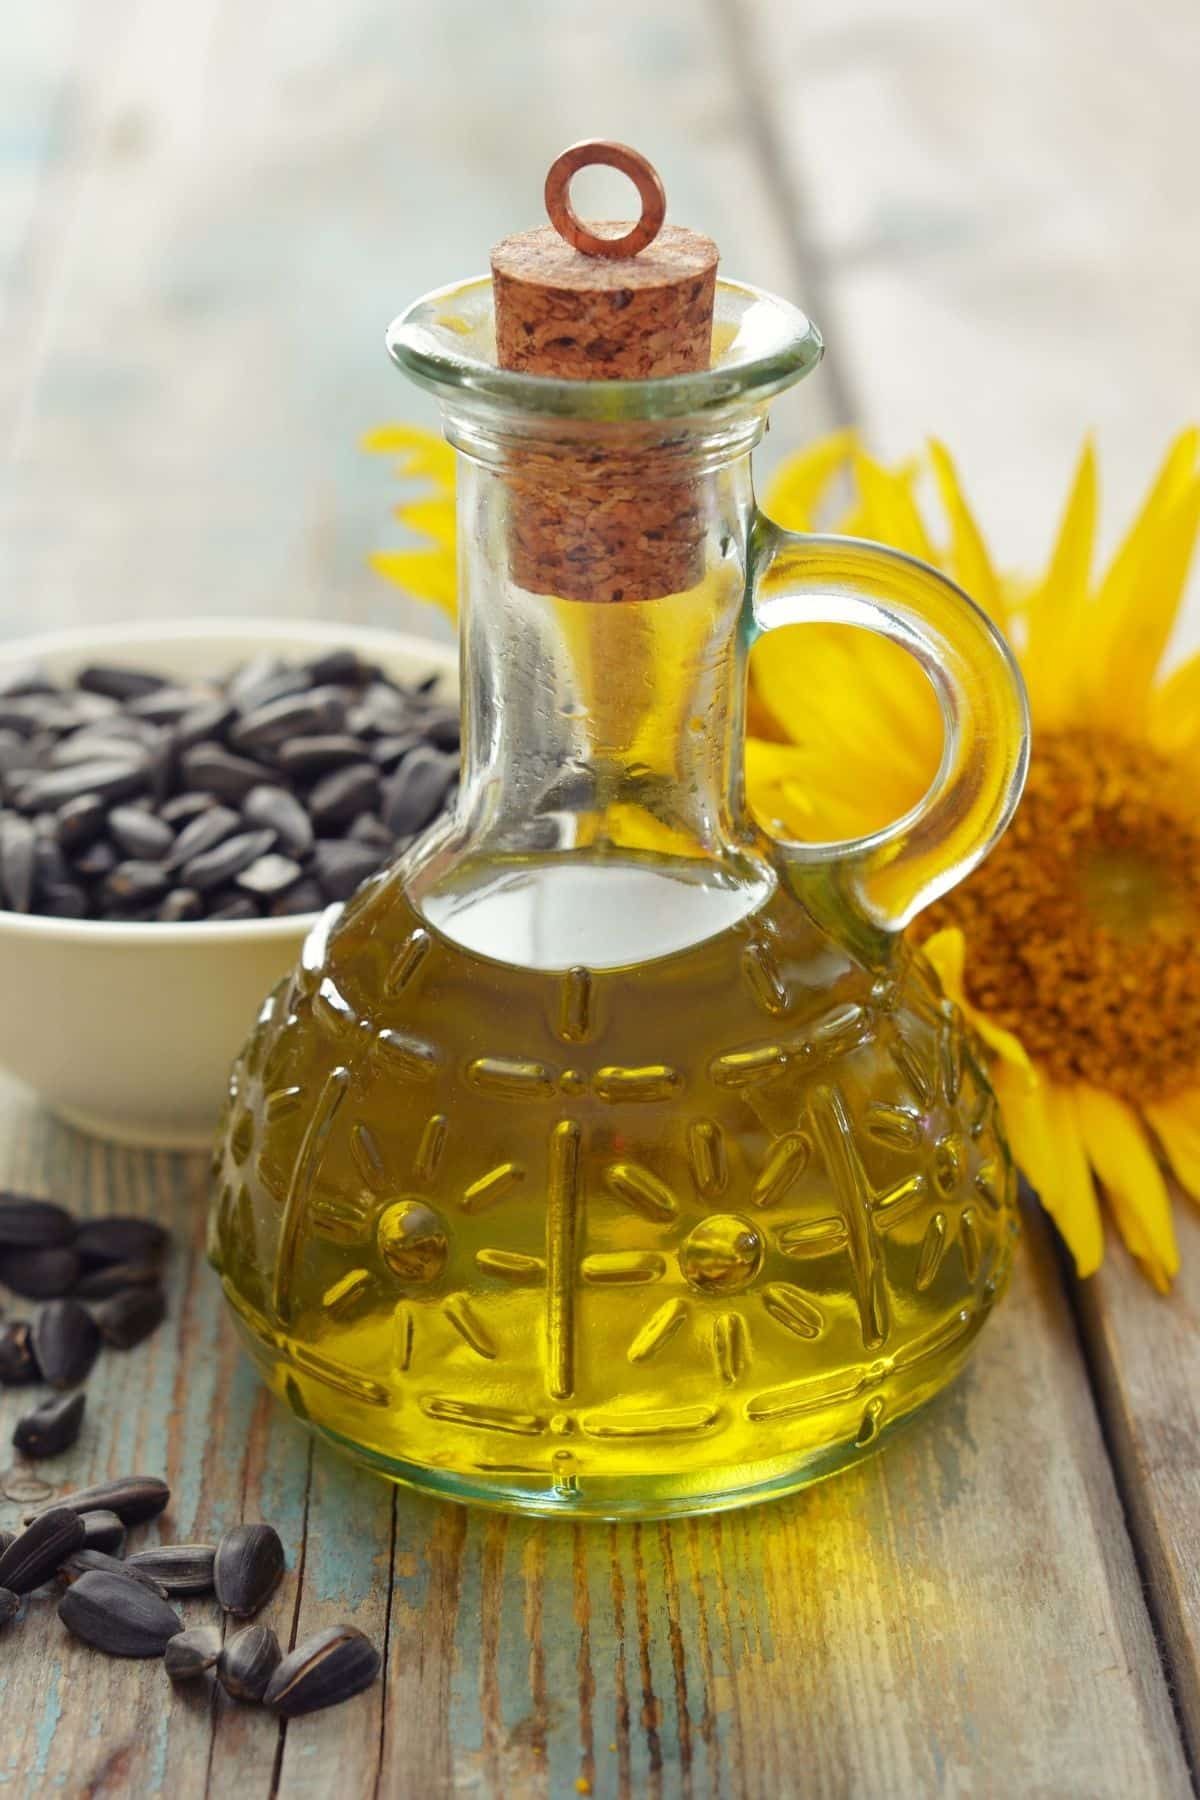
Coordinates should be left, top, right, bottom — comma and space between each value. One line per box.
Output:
0, 651, 457, 920
0, 1194, 380, 1717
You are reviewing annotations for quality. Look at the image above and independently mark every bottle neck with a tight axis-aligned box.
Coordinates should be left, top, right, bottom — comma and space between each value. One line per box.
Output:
445, 412, 764, 875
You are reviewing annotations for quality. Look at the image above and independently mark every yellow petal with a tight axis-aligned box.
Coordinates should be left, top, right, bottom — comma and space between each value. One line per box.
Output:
1149, 648, 1200, 757
1093, 475, 1200, 737
1081, 427, 1200, 720
850, 451, 938, 563
368, 549, 457, 620
1021, 439, 1096, 729
1043, 1085, 1105, 1278
1075, 1084, 1179, 1291
394, 496, 455, 549
362, 423, 456, 486
927, 439, 1006, 628
764, 430, 858, 532
750, 619, 941, 796
1145, 1090, 1200, 1202
745, 737, 916, 842
920, 928, 1035, 1083
990, 1065, 1103, 1275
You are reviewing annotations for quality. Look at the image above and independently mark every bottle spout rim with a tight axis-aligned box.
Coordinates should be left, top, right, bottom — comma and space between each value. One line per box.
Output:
386, 277, 823, 421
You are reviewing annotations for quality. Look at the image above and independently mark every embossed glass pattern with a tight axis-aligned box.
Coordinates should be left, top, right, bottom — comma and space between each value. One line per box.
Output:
209, 281, 1028, 1518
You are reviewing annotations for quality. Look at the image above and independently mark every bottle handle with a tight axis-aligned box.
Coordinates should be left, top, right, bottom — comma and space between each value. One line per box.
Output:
747, 517, 1030, 931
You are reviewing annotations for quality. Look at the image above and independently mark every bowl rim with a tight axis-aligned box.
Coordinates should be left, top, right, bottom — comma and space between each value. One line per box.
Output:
0, 616, 457, 947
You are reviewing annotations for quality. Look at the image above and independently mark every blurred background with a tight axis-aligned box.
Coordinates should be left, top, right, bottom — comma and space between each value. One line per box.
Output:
3, 0, 1198, 648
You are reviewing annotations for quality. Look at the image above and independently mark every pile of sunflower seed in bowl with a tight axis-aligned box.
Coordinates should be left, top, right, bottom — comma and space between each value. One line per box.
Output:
0, 649, 458, 921
0, 1196, 378, 1715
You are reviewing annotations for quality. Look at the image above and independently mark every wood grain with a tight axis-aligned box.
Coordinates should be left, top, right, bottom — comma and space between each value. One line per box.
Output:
740, 0, 1200, 631
1076, 1200, 1200, 1777
0, 1081, 1188, 1796
2, 0, 1199, 1793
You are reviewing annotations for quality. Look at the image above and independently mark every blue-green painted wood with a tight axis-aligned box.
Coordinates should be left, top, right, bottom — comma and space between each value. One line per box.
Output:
0, 1080, 1189, 1796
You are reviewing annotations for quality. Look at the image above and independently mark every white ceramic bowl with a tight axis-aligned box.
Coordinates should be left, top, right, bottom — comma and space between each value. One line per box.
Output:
0, 619, 457, 1149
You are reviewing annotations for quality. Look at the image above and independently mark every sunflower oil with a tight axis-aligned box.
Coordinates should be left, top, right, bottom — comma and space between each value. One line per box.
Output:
210, 849, 1018, 1517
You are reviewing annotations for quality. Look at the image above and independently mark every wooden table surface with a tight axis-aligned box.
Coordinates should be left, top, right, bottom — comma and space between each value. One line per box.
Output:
2, 3, 1198, 1795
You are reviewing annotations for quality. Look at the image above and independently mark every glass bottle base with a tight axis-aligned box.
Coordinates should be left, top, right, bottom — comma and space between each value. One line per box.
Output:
231, 1312, 981, 1520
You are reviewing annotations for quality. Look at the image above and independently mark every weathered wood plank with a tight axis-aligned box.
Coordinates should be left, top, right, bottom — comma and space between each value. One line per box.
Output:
739, 0, 1200, 609
3, 0, 1197, 1793
735, 0, 1200, 1770
1077, 1200, 1200, 1776
2, 1118, 1189, 1796
0, 0, 835, 650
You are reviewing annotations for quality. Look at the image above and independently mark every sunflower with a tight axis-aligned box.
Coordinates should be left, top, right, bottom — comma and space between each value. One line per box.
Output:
755, 430, 1200, 1291
366, 422, 1200, 1290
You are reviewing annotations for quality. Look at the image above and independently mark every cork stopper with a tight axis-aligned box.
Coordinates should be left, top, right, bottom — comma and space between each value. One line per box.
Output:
492, 142, 717, 382
490, 142, 719, 602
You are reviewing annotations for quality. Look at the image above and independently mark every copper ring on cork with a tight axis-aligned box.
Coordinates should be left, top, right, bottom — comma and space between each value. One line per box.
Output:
544, 140, 667, 259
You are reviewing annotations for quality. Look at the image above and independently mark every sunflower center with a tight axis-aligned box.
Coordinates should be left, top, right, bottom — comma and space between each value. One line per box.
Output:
919, 729, 1200, 1104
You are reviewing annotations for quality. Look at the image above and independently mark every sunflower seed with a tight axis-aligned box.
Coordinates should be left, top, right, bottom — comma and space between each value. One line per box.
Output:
59, 1550, 169, 1599
0, 1246, 81, 1299
213, 1522, 284, 1617
103, 860, 171, 907
347, 813, 394, 850
159, 886, 203, 922
235, 854, 302, 897
77, 665, 167, 702
229, 690, 345, 753
126, 685, 202, 725
42, 881, 89, 918
181, 743, 276, 802
369, 731, 424, 770
126, 1542, 215, 1595
421, 707, 460, 751
48, 733, 147, 770
263, 1624, 381, 1716
26, 1475, 170, 1527
159, 791, 216, 826
74, 1217, 168, 1265
308, 764, 381, 831
172, 699, 237, 751
276, 734, 367, 780
208, 894, 260, 922
13, 1390, 86, 1458
80, 1510, 126, 1554
183, 829, 276, 892
382, 747, 454, 836
242, 785, 313, 856
0, 1506, 86, 1592
307, 648, 370, 685
59, 1567, 181, 1656
0, 1320, 38, 1384
164, 803, 240, 871
32, 1300, 100, 1387
0, 1531, 13, 1557
219, 1623, 282, 1701
268, 878, 324, 917
75, 1258, 161, 1299
165, 1624, 222, 1680
357, 681, 414, 736
311, 839, 380, 902
0, 1195, 75, 1249
108, 805, 174, 859
91, 1284, 166, 1349
33, 833, 69, 888
72, 838, 117, 879
0, 812, 36, 911
228, 657, 309, 711
18, 758, 150, 810
0, 1586, 18, 1626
